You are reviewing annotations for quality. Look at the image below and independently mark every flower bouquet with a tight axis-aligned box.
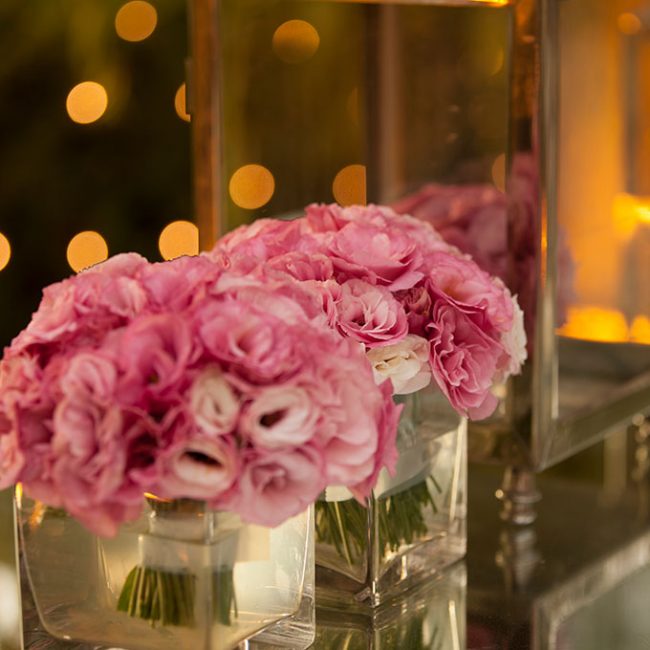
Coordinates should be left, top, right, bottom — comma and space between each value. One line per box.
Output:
2, 253, 400, 649
210, 202, 527, 605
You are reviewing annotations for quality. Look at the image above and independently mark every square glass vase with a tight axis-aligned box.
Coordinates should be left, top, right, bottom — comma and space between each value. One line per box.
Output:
314, 562, 466, 649
15, 494, 315, 650
315, 387, 467, 608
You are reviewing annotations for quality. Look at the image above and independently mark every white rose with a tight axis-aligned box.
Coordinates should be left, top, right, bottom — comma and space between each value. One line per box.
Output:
190, 367, 239, 435
366, 334, 432, 395
501, 298, 527, 376
241, 386, 319, 448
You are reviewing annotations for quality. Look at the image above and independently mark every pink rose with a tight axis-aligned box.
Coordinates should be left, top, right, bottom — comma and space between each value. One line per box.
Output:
311, 339, 400, 490
219, 447, 324, 527
195, 300, 304, 384
427, 294, 504, 420
138, 254, 222, 312
157, 435, 239, 501
326, 219, 423, 291
395, 285, 433, 336
0, 420, 23, 489
189, 367, 240, 436
262, 251, 334, 282
240, 385, 320, 448
334, 279, 408, 348
89, 252, 149, 279
348, 380, 401, 500
115, 314, 196, 401
426, 250, 514, 334
59, 352, 117, 402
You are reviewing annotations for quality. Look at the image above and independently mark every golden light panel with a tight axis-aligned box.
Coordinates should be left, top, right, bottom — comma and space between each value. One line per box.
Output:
66, 231, 109, 272
558, 306, 629, 344
115, 1, 158, 42
159, 220, 199, 260
174, 84, 191, 122
66, 82, 108, 125
229, 165, 275, 210
0, 232, 11, 271
272, 20, 320, 64
333, 164, 367, 206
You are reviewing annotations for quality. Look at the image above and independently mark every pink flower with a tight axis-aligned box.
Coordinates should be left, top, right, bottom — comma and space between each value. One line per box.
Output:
395, 285, 433, 336
0, 421, 23, 490
427, 295, 504, 419
310, 339, 400, 490
59, 352, 118, 402
348, 380, 401, 501
89, 252, 149, 279
195, 300, 304, 384
426, 250, 514, 334
334, 279, 408, 348
219, 447, 324, 527
115, 314, 196, 401
138, 254, 222, 312
157, 435, 240, 501
262, 251, 334, 282
325, 218, 423, 291
240, 385, 320, 448
189, 367, 240, 436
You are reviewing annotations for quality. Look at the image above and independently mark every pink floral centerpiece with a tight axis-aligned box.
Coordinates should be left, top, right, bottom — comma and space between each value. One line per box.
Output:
209, 201, 527, 605
2, 252, 400, 640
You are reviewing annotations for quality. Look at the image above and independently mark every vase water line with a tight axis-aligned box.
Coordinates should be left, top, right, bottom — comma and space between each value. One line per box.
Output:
315, 388, 467, 607
15, 492, 315, 650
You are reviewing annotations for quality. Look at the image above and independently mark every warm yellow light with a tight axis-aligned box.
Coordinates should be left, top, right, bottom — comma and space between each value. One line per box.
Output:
558, 306, 629, 343
229, 164, 275, 210
630, 316, 650, 345
491, 153, 506, 192
174, 83, 190, 122
272, 20, 320, 64
333, 164, 367, 206
158, 220, 199, 260
613, 193, 650, 239
66, 231, 109, 272
0, 232, 11, 271
66, 82, 108, 124
115, 1, 158, 42
618, 12, 642, 35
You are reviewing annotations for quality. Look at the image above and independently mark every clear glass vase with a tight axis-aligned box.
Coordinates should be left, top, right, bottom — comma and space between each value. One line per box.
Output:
315, 562, 466, 648
315, 387, 467, 607
15, 493, 315, 650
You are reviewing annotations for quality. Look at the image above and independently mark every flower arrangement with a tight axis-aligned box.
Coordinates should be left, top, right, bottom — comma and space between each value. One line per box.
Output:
209, 202, 527, 588
0, 252, 400, 628
212, 202, 527, 415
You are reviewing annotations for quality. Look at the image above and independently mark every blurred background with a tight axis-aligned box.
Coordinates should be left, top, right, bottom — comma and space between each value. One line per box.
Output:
0, 2, 191, 646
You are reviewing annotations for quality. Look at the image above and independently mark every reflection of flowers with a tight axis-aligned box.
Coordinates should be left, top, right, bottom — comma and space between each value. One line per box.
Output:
392, 153, 576, 338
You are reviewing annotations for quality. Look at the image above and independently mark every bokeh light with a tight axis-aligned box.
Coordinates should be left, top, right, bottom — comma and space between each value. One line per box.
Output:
115, 1, 158, 42
618, 12, 642, 35
66, 82, 108, 125
272, 20, 320, 64
66, 231, 109, 272
491, 153, 506, 192
630, 316, 650, 344
0, 233, 11, 272
229, 165, 275, 210
174, 83, 191, 122
333, 164, 367, 206
158, 220, 199, 260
